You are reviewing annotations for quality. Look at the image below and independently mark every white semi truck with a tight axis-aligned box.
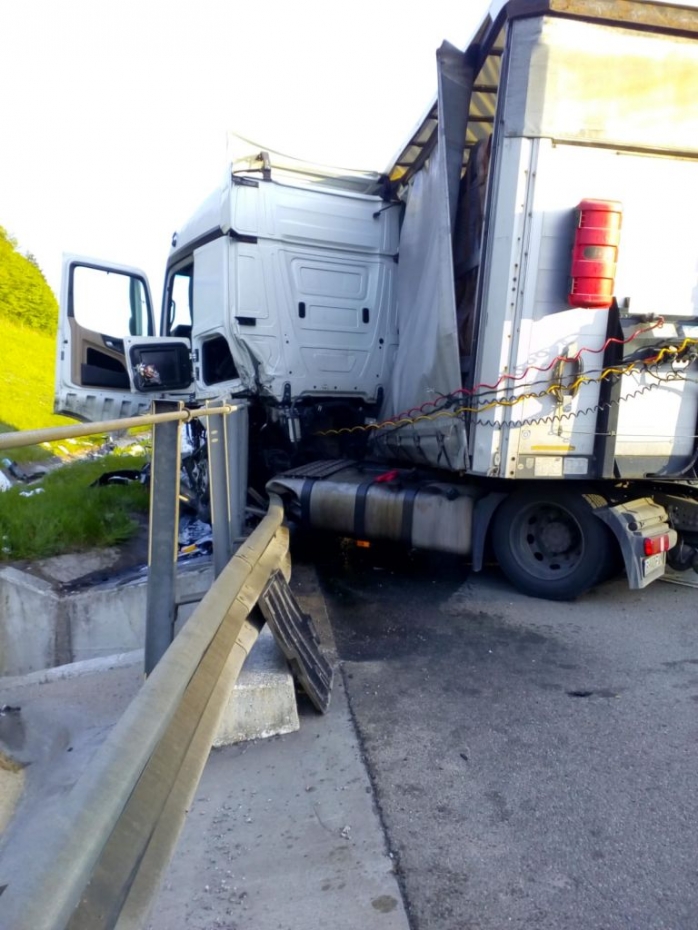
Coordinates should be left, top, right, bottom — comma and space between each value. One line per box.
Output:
54, 0, 698, 599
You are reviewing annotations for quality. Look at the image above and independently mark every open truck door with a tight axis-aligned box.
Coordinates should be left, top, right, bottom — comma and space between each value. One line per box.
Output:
55, 255, 194, 422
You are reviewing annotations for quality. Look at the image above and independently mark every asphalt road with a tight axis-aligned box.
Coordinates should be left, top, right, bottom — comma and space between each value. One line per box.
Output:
313, 541, 698, 930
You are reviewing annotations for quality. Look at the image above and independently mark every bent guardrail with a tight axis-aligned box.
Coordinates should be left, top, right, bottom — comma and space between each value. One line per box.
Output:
0, 496, 289, 930
0, 400, 333, 929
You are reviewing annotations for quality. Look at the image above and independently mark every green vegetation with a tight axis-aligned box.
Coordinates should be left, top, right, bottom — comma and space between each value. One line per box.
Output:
0, 228, 81, 460
0, 314, 75, 463
0, 227, 151, 559
0, 454, 150, 561
0, 227, 58, 334
0, 315, 66, 431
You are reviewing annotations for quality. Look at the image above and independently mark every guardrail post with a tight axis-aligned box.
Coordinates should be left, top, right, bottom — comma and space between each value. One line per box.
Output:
228, 401, 248, 546
145, 400, 183, 675
207, 403, 232, 579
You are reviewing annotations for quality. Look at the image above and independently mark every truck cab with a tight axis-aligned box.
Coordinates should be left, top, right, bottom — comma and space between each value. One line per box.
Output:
55, 166, 400, 428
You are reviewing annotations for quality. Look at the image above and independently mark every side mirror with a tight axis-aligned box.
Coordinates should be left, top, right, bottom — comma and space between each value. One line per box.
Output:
128, 342, 192, 392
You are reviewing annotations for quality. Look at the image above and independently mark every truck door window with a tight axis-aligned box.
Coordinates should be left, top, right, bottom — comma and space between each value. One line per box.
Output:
202, 335, 238, 385
71, 265, 152, 337
165, 262, 193, 339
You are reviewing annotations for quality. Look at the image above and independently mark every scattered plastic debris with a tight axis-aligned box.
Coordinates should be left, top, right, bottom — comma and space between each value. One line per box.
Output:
87, 439, 116, 459
2, 459, 25, 481
180, 428, 197, 457
178, 516, 213, 559
0, 459, 48, 489
19, 488, 46, 498
90, 468, 148, 488
179, 518, 212, 547
180, 422, 209, 519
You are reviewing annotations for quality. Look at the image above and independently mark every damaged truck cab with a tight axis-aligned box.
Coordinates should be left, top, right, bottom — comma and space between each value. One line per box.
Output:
55, 0, 698, 599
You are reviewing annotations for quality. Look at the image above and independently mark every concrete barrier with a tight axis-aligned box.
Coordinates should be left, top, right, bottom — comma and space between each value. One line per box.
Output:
0, 555, 211, 676
0, 554, 301, 745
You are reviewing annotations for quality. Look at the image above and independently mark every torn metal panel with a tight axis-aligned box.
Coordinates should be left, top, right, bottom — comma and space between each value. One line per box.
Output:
437, 41, 476, 231
258, 571, 334, 714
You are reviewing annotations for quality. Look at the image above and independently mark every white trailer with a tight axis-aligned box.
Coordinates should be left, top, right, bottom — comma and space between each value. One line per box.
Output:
55, 0, 698, 599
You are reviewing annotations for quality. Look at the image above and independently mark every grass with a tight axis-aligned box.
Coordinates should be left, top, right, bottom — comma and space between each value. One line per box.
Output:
0, 315, 155, 559
0, 316, 71, 430
0, 316, 109, 462
0, 454, 150, 561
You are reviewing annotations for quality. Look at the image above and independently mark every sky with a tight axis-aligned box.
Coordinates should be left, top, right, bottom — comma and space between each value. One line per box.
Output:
0, 0, 490, 310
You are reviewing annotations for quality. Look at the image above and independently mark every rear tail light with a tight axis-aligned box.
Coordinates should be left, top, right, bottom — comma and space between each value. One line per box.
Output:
643, 534, 670, 556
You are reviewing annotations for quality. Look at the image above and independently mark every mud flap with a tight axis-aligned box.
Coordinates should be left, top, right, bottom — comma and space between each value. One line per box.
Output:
258, 571, 334, 713
593, 498, 677, 589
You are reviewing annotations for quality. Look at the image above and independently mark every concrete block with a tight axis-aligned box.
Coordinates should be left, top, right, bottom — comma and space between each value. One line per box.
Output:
0, 568, 59, 676
2, 630, 297, 748
213, 626, 299, 746
69, 579, 148, 662
0, 556, 299, 745
0, 561, 216, 675
0, 650, 144, 691
61, 561, 215, 664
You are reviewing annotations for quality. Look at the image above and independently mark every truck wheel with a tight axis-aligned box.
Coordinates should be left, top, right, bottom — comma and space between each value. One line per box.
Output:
491, 489, 612, 600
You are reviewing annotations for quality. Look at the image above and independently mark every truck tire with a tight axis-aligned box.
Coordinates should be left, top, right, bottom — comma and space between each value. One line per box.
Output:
491, 489, 613, 600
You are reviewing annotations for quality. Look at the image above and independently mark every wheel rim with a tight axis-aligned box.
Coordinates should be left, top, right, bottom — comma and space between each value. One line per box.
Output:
509, 501, 585, 581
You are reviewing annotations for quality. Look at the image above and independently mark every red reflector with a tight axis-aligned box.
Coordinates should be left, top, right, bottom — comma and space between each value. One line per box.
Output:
643, 534, 669, 556
374, 469, 400, 484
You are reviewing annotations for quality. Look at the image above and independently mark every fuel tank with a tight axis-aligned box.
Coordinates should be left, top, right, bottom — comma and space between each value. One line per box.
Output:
268, 461, 480, 556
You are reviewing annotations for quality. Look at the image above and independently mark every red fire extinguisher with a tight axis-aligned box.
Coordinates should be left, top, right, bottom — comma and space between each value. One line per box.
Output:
568, 199, 622, 309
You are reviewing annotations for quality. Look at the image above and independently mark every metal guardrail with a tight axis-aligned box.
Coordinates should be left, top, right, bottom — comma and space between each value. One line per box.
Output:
0, 495, 289, 930
0, 404, 239, 452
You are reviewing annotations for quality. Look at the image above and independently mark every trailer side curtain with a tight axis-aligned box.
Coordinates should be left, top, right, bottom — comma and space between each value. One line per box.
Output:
372, 44, 470, 470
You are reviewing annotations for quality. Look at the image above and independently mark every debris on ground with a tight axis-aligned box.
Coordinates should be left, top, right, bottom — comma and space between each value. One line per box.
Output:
0, 458, 49, 490
90, 468, 149, 488
178, 517, 213, 559
86, 439, 116, 458
2, 459, 27, 482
